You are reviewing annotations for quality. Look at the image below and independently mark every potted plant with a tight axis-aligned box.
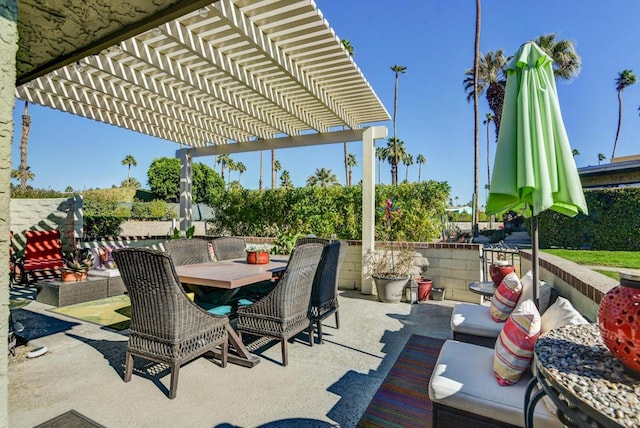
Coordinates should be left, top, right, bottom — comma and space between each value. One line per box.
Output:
61, 248, 95, 282
246, 244, 272, 264
371, 199, 416, 303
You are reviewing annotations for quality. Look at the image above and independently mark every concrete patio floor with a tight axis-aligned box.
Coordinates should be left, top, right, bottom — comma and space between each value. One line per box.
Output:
9, 288, 455, 428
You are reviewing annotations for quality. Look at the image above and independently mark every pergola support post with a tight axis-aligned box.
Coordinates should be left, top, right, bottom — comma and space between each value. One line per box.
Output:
361, 127, 383, 294
179, 150, 193, 235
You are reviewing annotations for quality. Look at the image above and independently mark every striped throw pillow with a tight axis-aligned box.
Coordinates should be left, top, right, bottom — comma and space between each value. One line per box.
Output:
489, 271, 522, 322
493, 299, 541, 386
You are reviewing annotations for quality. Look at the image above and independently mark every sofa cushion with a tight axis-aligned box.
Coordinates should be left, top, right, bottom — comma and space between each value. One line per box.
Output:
429, 340, 562, 427
489, 272, 522, 322
540, 297, 588, 335
494, 299, 541, 386
451, 302, 503, 338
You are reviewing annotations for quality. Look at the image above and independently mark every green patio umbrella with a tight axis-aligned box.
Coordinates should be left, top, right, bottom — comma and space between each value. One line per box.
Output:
486, 41, 588, 306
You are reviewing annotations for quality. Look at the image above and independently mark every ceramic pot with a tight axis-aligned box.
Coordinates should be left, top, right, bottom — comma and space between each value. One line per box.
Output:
246, 251, 269, 264
417, 279, 433, 302
489, 261, 515, 286
373, 275, 409, 303
598, 272, 640, 376
61, 271, 87, 282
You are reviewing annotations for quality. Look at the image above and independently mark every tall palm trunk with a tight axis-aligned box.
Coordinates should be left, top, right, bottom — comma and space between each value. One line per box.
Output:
20, 101, 31, 190
418, 164, 422, 182
486, 118, 491, 187
472, 0, 481, 236
259, 151, 263, 191
271, 149, 276, 189
392, 77, 399, 186
612, 89, 624, 159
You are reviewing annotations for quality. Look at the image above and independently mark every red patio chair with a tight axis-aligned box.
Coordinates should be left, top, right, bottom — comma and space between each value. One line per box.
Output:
15, 230, 65, 285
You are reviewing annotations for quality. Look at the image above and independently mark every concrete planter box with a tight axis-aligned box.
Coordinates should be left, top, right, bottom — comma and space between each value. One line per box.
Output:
36, 277, 109, 307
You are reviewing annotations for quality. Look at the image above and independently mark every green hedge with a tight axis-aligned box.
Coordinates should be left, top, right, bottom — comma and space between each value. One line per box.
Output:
538, 187, 640, 250
207, 181, 450, 241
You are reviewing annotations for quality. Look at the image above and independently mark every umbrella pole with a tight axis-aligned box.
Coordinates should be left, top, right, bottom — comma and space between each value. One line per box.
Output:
531, 214, 540, 309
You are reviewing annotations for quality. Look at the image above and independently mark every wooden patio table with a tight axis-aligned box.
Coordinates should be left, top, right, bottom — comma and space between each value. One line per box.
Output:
174, 257, 288, 368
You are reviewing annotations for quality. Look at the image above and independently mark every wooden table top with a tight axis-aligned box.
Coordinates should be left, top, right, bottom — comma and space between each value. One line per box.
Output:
174, 257, 288, 289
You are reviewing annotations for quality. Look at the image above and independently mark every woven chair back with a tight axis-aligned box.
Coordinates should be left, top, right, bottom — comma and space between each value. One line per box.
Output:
309, 241, 348, 318
212, 237, 246, 260
113, 248, 202, 338
164, 238, 212, 266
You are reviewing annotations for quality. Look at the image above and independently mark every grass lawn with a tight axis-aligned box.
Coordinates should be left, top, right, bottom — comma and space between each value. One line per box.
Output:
542, 249, 640, 273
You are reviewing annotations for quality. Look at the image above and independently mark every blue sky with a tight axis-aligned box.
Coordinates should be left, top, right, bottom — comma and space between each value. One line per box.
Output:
11, 1, 640, 205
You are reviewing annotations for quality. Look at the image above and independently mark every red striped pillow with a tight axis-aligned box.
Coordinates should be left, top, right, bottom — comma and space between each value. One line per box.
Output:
489, 272, 522, 322
493, 299, 541, 386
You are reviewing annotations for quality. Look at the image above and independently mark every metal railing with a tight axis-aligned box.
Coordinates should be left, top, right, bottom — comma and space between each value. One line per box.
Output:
481, 242, 522, 281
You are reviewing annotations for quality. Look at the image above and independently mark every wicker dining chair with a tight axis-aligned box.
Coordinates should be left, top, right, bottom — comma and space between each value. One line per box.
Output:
235, 243, 324, 366
163, 238, 213, 266
295, 236, 330, 247
308, 240, 348, 344
112, 248, 229, 399
211, 236, 247, 261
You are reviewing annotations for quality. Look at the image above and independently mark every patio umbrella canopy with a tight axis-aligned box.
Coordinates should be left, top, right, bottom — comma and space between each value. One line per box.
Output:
486, 41, 588, 306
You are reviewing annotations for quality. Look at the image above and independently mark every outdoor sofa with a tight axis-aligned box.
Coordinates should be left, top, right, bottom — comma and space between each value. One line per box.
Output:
429, 278, 590, 427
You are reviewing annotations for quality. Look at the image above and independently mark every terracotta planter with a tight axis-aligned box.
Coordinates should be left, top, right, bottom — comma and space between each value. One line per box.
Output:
598, 272, 640, 377
61, 271, 87, 282
246, 251, 270, 264
489, 261, 515, 286
373, 275, 409, 303
417, 279, 433, 302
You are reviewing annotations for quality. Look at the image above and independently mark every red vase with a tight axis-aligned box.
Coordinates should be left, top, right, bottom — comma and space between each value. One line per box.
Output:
598, 272, 640, 376
489, 261, 515, 286
417, 279, 433, 302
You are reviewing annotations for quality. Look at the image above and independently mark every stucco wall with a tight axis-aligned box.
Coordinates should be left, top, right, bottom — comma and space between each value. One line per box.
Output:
10, 197, 81, 249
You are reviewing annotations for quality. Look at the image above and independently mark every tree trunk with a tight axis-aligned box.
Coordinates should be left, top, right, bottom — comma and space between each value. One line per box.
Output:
259, 151, 263, 191
472, 0, 481, 236
344, 142, 349, 185
418, 164, 422, 182
612, 89, 623, 159
392, 75, 399, 186
271, 149, 276, 190
20, 101, 30, 190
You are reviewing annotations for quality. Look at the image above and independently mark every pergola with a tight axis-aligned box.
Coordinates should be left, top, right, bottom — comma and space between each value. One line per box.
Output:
2, 1, 390, 419
13, 0, 390, 288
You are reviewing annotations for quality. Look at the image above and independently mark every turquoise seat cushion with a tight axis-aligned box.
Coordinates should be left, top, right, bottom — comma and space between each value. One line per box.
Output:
206, 305, 232, 316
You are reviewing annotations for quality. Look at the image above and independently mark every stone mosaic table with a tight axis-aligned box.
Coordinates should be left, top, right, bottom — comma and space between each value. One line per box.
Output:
526, 324, 640, 428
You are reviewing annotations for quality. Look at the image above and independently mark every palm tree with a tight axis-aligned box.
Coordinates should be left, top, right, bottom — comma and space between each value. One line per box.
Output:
376, 146, 386, 184
416, 154, 426, 182
472, 0, 481, 237
341, 39, 354, 56
341, 40, 354, 187
464, 50, 506, 140
385, 138, 407, 183
236, 161, 246, 184
533, 34, 582, 81
402, 153, 414, 182
598, 153, 606, 165
612, 69, 637, 159
259, 151, 264, 191
572, 149, 580, 157
11, 167, 35, 184
306, 168, 339, 188
271, 149, 277, 189
347, 153, 358, 186
19, 101, 31, 190
280, 170, 293, 189
483, 113, 494, 187
273, 160, 282, 189
121, 154, 137, 181
217, 154, 231, 182
390, 64, 407, 185
226, 158, 236, 188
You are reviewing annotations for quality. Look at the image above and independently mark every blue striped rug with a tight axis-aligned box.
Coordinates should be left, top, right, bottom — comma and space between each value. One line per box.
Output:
357, 334, 445, 428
